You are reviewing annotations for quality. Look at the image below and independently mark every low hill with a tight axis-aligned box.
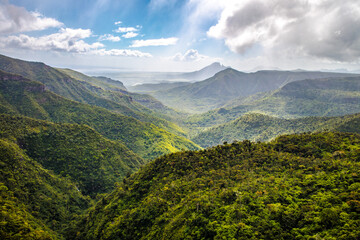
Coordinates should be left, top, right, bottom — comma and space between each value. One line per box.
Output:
0, 71, 200, 160
191, 112, 360, 148
153, 68, 357, 113
186, 76, 360, 129
75, 132, 360, 239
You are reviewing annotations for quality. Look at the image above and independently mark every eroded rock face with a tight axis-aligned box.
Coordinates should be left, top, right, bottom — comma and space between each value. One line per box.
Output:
24, 85, 45, 92
0, 71, 46, 92
0, 74, 25, 81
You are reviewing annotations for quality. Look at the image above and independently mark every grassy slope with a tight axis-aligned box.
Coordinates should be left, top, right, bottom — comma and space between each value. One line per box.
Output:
191, 112, 360, 148
0, 71, 200, 160
75, 132, 360, 240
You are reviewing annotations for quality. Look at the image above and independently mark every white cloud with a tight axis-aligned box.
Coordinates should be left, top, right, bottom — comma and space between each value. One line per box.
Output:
172, 49, 207, 61
0, 1, 63, 34
114, 21, 122, 25
0, 28, 103, 52
91, 49, 152, 57
98, 34, 121, 42
130, 37, 178, 47
114, 27, 139, 33
122, 32, 138, 39
207, 0, 360, 62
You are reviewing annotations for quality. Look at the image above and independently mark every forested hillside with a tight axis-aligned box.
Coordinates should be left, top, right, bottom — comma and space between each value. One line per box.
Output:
76, 132, 360, 240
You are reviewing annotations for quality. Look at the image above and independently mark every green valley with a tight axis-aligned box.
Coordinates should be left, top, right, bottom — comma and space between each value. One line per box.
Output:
191, 112, 360, 148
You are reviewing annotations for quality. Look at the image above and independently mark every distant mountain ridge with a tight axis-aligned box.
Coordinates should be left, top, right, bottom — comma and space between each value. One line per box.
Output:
153, 68, 358, 113
186, 76, 360, 130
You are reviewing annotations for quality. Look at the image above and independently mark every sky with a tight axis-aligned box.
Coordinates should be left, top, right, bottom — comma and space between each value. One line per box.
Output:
0, 0, 360, 73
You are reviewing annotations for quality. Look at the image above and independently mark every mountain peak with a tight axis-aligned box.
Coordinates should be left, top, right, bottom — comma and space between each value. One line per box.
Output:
181, 62, 228, 81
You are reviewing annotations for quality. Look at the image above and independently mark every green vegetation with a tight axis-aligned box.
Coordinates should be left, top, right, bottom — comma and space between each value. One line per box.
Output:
1, 53, 360, 239
0, 70, 200, 160
76, 132, 360, 240
192, 112, 360, 148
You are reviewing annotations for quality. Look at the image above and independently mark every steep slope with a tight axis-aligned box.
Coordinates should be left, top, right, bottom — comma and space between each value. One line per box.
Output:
0, 71, 200, 160
192, 112, 360, 147
0, 138, 90, 239
153, 68, 357, 113
0, 113, 144, 197
75, 132, 360, 240
59, 68, 127, 91
0, 54, 98, 103
187, 76, 360, 129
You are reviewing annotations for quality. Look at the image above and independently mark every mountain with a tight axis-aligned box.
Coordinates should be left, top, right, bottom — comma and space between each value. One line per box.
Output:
186, 76, 360, 129
0, 70, 200, 160
191, 112, 360, 148
0, 54, 186, 137
153, 68, 358, 113
75, 132, 360, 239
